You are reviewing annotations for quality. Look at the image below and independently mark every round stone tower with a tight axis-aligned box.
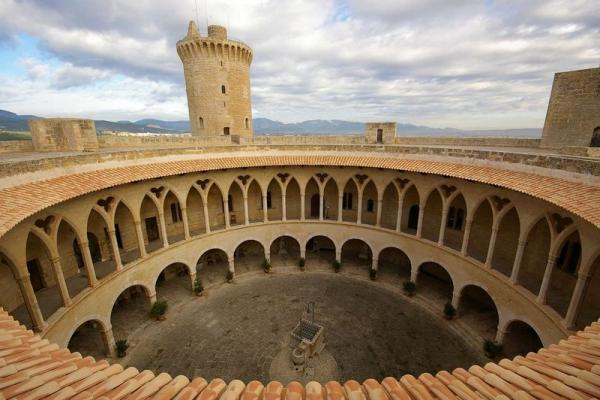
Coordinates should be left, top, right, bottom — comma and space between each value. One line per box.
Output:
176, 21, 253, 137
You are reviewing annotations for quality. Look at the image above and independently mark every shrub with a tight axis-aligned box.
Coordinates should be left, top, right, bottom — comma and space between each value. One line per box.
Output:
115, 339, 129, 357
484, 340, 503, 359
226, 271, 234, 282
193, 275, 204, 295
149, 300, 168, 320
369, 268, 377, 280
443, 302, 456, 319
299, 258, 306, 269
403, 281, 416, 296
263, 258, 272, 273
332, 260, 341, 272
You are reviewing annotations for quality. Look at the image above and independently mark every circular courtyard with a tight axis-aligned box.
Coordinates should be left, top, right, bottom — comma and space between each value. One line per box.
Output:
109, 272, 486, 383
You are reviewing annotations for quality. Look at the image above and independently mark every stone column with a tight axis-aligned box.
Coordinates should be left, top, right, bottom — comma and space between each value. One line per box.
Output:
300, 246, 306, 260
228, 256, 235, 275
180, 206, 191, 240
357, 192, 363, 225
510, 240, 527, 284
202, 199, 211, 233
265, 249, 271, 263
565, 273, 590, 328
416, 204, 425, 238
495, 327, 507, 344
376, 198, 383, 227
102, 326, 117, 358
134, 220, 147, 258
438, 209, 449, 246
396, 197, 404, 232
262, 194, 269, 222
282, 194, 287, 221
460, 219, 473, 255
537, 255, 558, 304
485, 227, 500, 268
319, 190, 324, 221
224, 200, 231, 229
372, 257, 379, 271
189, 271, 197, 293
16, 273, 45, 332
300, 194, 305, 221
243, 194, 250, 225
451, 291, 461, 310
337, 194, 343, 222
108, 229, 123, 270
78, 240, 97, 287
147, 291, 157, 305
158, 211, 169, 248
50, 257, 71, 306
335, 250, 341, 263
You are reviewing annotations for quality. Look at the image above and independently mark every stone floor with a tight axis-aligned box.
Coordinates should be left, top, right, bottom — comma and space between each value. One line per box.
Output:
114, 270, 487, 384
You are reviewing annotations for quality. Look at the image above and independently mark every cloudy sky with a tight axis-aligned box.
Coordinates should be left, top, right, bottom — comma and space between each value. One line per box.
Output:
0, 0, 598, 129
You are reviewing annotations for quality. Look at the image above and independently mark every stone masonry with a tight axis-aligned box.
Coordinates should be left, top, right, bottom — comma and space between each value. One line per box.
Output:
365, 122, 396, 144
28, 118, 99, 152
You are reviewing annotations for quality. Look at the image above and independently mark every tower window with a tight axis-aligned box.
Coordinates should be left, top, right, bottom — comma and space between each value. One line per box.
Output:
198, 117, 204, 129
224, 127, 230, 135
591, 126, 600, 147
245, 118, 249, 129
221, 85, 226, 94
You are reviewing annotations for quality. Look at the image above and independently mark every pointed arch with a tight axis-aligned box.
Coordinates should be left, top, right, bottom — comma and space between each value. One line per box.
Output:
227, 181, 244, 226
305, 178, 320, 219
56, 218, 88, 299
26, 231, 62, 320
361, 180, 378, 225
86, 208, 115, 279
421, 189, 443, 242
547, 230, 580, 317
285, 178, 301, 220
491, 207, 520, 278
186, 186, 206, 236
0, 251, 33, 329
401, 185, 420, 234
247, 180, 263, 223
466, 198, 494, 262
163, 191, 185, 244
381, 183, 399, 230
341, 178, 359, 223
266, 178, 283, 221
323, 178, 338, 221
206, 183, 226, 230
575, 254, 600, 330
140, 194, 163, 253
518, 217, 552, 295
113, 200, 141, 264
443, 193, 466, 251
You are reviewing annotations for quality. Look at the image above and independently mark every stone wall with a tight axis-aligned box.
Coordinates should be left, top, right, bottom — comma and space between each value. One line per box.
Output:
541, 67, 600, 148
97, 134, 232, 148
29, 119, 99, 152
365, 122, 396, 144
0, 140, 34, 153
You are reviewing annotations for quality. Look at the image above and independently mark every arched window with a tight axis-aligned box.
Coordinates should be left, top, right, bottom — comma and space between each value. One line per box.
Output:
408, 205, 419, 230
245, 118, 249, 129
591, 127, 600, 147
198, 117, 204, 129
221, 85, 226, 94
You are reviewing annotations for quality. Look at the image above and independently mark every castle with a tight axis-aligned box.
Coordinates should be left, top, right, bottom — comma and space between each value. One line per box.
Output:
0, 22, 599, 400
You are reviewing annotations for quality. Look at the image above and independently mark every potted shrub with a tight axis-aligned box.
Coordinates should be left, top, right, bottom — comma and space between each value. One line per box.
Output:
443, 302, 456, 320
403, 281, 416, 297
332, 260, 341, 273
263, 258, 272, 273
484, 340, 503, 359
115, 339, 129, 358
226, 271, 234, 283
369, 268, 377, 280
150, 300, 168, 321
299, 257, 306, 270
193, 275, 204, 296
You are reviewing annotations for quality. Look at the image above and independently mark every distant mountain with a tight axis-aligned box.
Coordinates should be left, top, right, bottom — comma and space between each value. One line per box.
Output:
0, 110, 541, 138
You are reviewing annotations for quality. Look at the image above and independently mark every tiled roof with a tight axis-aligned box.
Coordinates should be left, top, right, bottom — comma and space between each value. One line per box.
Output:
1, 308, 600, 399
0, 153, 599, 237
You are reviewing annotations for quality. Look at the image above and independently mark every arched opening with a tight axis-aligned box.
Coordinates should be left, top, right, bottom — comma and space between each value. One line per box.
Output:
361, 181, 378, 225
285, 178, 301, 220
68, 320, 108, 359
547, 231, 580, 317
198, 117, 204, 129
155, 262, 191, 304
305, 178, 320, 219
163, 191, 185, 244
381, 183, 399, 230
111, 285, 152, 342
443, 194, 466, 251
197, 248, 229, 286
377, 247, 411, 282
86, 209, 115, 279
341, 239, 373, 275
0, 253, 33, 329
342, 179, 359, 223
416, 262, 453, 308
401, 186, 420, 234
245, 118, 249, 129
575, 255, 600, 330
518, 218, 551, 295
247, 180, 263, 223
323, 179, 338, 221
113, 201, 140, 264
234, 240, 265, 275
186, 187, 206, 236
140, 195, 163, 253
270, 236, 301, 267
502, 320, 543, 358
467, 199, 494, 263
56, 220, 88, 299
457, 285, 499, 339
305, 236, 335, 268
266, 179, 282, 221
422, 189, 443, 242
227, 182, 244, 226
491, 208, 520, 278
590, 126, 600, 147
207, 184, 226, 231
221, 84, 226, 94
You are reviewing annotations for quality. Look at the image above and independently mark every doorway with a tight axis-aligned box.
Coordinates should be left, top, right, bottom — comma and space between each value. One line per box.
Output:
145, 217, 160, 242
223, 127, 230, 136
376, 128, 383, 143
310, 194, 320, 218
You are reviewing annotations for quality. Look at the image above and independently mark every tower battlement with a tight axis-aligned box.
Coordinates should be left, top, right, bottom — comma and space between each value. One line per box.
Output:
177, 21, 253, 137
